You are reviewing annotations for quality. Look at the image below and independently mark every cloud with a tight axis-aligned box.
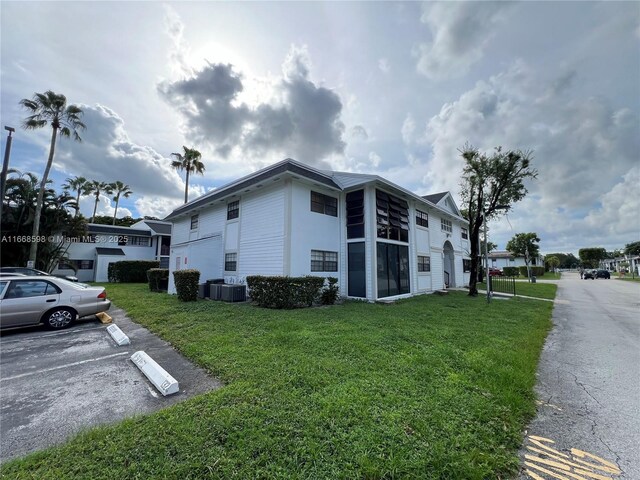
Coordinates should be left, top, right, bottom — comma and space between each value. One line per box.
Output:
53, 104, 185, 218
350, 125, 369, 141
421, 60, 639, 251
401, 114, 416, 144
368, 151, 381, 168
158, 39, 346, 167
416, 2, 512, 80
378, 58, 390, 73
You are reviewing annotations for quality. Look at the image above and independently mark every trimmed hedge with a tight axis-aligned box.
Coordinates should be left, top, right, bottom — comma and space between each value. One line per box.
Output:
108, 260, 160, 283
246, 275, 328, 309
518, 266, 545, 277
503, 267, 520, 277
147, 268, 169, 292
320, 277, 339, 305
173, 269, 200, 302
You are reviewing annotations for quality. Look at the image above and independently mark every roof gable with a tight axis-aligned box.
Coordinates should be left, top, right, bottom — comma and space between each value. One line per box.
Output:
422, 192, 462, 218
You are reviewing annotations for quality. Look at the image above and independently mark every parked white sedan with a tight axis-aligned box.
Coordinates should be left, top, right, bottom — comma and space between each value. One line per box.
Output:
0, 276, 111, 329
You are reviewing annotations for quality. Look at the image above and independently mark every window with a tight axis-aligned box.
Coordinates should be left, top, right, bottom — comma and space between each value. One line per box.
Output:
377, 243, 410, 298
128, 236, 150, 247
346, 190, 365, 239
376, 190, 409, 242
225, 253, 237, 271
416, 210, 429, 228
311, 191, 338, 217
348, 242, 366, 297
77, 260, 94, 270
311, 250, 338, 272
418, 255, 431, 273
5, 280, 59, 299
190, 214, 199, 230
461, 227, 468, 239
441, 218, 452, 233
463, 259, 472, 272
227, 201, 239, 220
58, 261, 74, 270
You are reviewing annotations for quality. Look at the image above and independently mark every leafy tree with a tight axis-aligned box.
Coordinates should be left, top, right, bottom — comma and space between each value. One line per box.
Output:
578, 247, 607, 269
19, 90, 85, 264
459, 144, 537, 296
171, 146, 205, 203
91, 215, 141, 227
545, 255, 560, 272
624, 241, 640, 256
109, 181, 133, 225
86, 181, 113, 223
62, 175, 89, 217
506, 232, 541, 273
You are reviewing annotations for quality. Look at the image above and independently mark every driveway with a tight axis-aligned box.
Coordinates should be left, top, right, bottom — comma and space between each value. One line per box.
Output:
0, 306, 221, 463
519, 273, 639, 479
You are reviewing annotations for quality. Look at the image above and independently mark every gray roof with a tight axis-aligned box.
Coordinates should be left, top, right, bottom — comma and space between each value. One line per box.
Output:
143, 220, 172, 235
88, 224, 151, 237
95, 248, 126, 256
422, 192, 448, 204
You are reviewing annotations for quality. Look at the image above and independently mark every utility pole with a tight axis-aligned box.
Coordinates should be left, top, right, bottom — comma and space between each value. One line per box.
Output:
0, 126, 15, 225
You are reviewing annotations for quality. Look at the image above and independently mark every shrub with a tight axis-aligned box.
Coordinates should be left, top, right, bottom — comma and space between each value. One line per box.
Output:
246, 275, 326, 309
503, 267, 520, 277
108, 260, 160, 283
173, 269, 200, 302
320, 277, 340, 305
147, 268, 169, 292
517, 266, 546, 278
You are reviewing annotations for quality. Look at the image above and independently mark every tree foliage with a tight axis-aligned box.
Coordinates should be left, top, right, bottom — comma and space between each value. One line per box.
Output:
545, 255, 560, 272
578, 247, 607, 268
110, 181, 133, 225
506, 232, 541, 267
624, 241, 640, 256
459, 144, 537, 296
171, 146, 205, 203
19, 90, 85, 264
545, 252, 580, 269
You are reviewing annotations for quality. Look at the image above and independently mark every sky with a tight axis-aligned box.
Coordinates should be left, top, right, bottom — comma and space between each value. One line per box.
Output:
1, 1, 638, 255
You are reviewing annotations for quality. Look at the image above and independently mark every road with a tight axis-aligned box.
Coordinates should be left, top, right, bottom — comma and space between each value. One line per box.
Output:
519, 273, 640, 479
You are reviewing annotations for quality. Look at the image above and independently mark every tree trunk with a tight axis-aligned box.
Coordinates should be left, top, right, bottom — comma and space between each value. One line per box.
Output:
91, 194, 99, 223
75, 190, 81, 217
467, 221, 482, 296
112, 196, 119, 225
29, 126, 58, 265
184, 168, 190, 203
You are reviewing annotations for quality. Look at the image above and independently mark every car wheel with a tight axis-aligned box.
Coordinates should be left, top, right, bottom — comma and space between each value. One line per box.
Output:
43, 308, 76, 329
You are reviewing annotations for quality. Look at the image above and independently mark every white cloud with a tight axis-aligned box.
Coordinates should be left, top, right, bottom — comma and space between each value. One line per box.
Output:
378, 58, 390, 73
416, 2, 512, 80
401, 114, 416, 144
368, 151, 381, 168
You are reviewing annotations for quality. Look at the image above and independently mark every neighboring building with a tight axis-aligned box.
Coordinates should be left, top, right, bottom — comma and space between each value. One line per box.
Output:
163, 158, 471, 302
52, 220, 172, 282
602, 255, 640, 275
487, 250, 544, 270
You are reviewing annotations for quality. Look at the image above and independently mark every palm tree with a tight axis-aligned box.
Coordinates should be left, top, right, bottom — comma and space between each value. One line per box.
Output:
20, 91, 85, 264
87, 180, 112, 223
62, 175, 89, 217
171, 146, 205, 203
109, 181, 133, 225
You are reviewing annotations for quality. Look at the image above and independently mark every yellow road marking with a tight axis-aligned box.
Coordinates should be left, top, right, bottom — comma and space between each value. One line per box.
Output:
525, 461, 577, 480
571, 449, 621, 474
525, 454, 571, 471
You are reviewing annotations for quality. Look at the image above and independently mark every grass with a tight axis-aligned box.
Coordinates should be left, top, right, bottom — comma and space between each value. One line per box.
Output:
479, 281, 557, 300
2, 285, 554, 479
537, 272, 561, 280
614, 276, 640, 283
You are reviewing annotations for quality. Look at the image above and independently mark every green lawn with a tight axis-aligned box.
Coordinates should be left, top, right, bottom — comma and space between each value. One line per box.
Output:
614, 276, 640, 283
479, 281, 557, 300
2, 285, 554, 479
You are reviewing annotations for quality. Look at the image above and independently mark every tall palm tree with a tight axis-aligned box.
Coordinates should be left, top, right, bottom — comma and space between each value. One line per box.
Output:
87, 180, 112, 223
109, 181, 133, 225
171, 146, 205, 203
20, 91, 85, 264
62, 175, 89, 217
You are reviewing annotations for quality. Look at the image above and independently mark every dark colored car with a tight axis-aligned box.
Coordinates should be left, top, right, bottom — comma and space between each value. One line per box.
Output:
488, 268, 503, 276
583, 270, 595, 280
595, 270, 610, 279
0, 267, 78, 282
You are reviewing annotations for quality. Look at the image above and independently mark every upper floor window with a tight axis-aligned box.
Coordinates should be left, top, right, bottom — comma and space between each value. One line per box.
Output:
346, 190, 365, 239
311, 191, 337, 217
227, 201, 239, 220
376, 190, 409, 242
461, 227, 468, 239
311, 250, 338, 272
416, 210, 429, 228
128, 236, 150, 247
441, 218, 452, 233
190, 214, 199, 230
225, 252, 237, 271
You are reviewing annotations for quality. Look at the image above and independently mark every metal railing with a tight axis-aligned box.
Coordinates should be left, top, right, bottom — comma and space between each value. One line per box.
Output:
489, 275, 516, 296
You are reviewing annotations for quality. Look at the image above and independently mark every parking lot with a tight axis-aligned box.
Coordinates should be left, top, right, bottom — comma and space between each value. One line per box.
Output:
0, 307, 221, 463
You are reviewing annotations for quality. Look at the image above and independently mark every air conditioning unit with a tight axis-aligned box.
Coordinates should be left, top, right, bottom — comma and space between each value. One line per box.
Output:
198, 283, 210, 299
209, 284, 223, 301
220, 284, 246, 302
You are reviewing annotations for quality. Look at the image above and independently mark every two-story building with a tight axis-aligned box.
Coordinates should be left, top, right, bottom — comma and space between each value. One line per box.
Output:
53, 219, 172, 282
164, 158, 471, 302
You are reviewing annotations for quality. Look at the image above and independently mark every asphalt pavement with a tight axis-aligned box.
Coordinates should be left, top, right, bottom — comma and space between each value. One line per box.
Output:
0, 306, 221, 463
519, 273, 639, 479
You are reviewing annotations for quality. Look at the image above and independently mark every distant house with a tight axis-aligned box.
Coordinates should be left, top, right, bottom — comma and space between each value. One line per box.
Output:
602, 255, 640, 275
163, 158, 471, 302
52, 220, 172, 282
487, 250, 544, 270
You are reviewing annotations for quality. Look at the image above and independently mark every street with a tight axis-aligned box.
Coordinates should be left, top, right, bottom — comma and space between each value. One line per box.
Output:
519, 273, 640, 479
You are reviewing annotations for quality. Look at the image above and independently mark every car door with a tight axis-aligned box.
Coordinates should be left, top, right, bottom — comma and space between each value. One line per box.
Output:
0, 279, 61, 328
